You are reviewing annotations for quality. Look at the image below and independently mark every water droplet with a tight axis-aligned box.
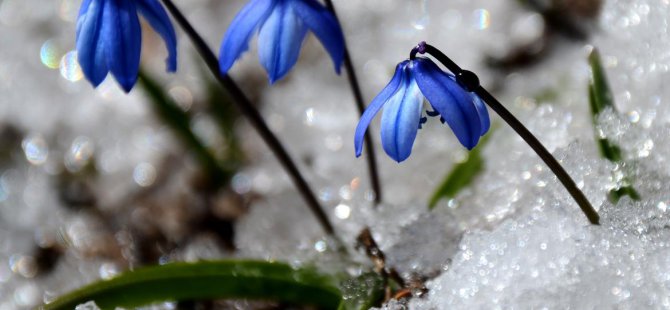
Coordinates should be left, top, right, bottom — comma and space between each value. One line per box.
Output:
232, 173, 251, 194
334, 203, 351, 220
638, 139, 654, 157
13, 283, 41, 306
314, 240, 327, 252
65, 136, 94, 172
304, 108, 315, 126
60, 51, 83, 82
22, 134, 48, 165
627, 110, 640, 123
133, 163, 157, 187
40, 39, 61, 69
99, 262, 119, 280
9, 255, 37, 278
473, 9, 491, 30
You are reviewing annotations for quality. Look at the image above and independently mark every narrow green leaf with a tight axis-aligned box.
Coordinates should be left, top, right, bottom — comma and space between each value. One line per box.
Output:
428, 132, 492, 210
138, 71, 233, 186
199, 65, 245, 170
42, 260, 343, 310
588, 86, 624, 162
609, 184, 641, 203
587, 48, 640, 202
338, 272, 385, 310
588, 48, 616, 115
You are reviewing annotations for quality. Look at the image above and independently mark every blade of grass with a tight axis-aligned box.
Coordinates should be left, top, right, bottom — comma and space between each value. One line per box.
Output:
588, 48, 640, 202
338, 272, 385, 310
428, 130, 493, 210
588, 48, 616, 113
198, 66, 245, 170
42, 260, 342, 310
138, 70, 233, 187
588, 86, 623, 162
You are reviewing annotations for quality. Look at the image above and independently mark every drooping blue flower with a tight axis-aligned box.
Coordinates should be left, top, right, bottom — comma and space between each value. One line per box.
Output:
355, 57, 490, 162
76, 0, 177, 92
219, 0, 345, 83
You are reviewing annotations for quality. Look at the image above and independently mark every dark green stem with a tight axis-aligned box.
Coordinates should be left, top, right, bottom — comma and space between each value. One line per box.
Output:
414, 42, 599, 225
159, 0, 336, 236
322, 0, 382, 204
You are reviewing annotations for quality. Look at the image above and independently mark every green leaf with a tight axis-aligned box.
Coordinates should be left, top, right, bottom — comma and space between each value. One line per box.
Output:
588, 48, 616, 115
587, 48, 640, 202
609, 184, 641, 203
589, 86, 624, 162
428, 131, 492, 210
138, 71, 233, 187
42, 260, 343, 310
338, 272, 385, 310
199, 64, 245, 170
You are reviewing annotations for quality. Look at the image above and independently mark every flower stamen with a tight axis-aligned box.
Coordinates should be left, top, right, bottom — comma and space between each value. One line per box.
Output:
418, 116, 428, 129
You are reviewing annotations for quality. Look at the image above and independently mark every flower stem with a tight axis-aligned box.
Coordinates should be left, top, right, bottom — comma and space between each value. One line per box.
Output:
159, 0, 337, 236
416, 42, 600, 225
322, 0, 383, 205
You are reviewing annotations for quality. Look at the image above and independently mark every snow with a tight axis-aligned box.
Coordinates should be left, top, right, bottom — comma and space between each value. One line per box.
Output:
1, 0, 670, 308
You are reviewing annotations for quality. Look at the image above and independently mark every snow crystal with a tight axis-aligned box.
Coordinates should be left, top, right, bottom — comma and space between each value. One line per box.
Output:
3, 0, 670, 309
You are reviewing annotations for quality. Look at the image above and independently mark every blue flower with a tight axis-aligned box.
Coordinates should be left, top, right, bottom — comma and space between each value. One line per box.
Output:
219, 0, 345, 83
355, 58, 490, 162
76, 0, 177, 92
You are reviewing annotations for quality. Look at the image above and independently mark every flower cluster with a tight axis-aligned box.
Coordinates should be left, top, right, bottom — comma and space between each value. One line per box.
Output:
75, 1, 488, 163
76, 0, 344, 91
355, 57, 490, 162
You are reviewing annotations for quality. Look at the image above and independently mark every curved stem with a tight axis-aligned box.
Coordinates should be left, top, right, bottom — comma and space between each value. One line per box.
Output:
159, 0, 337, 235
420, 42, 600, 225
322, 0, 383, 204
476, 88, 600, 224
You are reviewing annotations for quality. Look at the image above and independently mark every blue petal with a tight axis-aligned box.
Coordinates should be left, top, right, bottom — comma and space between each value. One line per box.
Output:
290, 0, 344, 74
136, 0, 177, 72
257, 1, 308, 83
219, 0, 276, 75
472, 94, 490, 136
76, 0, 108, 87
380, 64, 424, 162
412, 58, 482, 149
101, 0, 142, 92
77, 0, 94, 28
355, 61, 406, 158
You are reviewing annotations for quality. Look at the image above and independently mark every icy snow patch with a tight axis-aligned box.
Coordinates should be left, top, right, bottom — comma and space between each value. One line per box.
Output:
409, 129, 670, 308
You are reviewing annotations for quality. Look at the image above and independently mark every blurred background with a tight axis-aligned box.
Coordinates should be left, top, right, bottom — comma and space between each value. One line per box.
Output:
2, 0, 670, 308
